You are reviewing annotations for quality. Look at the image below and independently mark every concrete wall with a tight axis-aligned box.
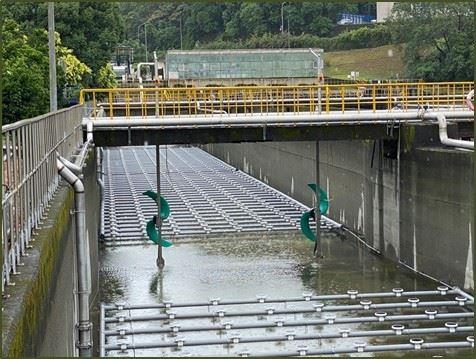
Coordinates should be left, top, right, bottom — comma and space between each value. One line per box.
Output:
204, 125, 474, 291
2, 149, 100, 357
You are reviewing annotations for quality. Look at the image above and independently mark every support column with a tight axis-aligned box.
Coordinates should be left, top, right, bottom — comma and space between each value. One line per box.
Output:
314, 141, 322, 256
156, 145, 164, 269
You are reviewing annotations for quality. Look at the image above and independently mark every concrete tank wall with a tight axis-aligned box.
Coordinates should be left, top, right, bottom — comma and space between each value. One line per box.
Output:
204, 127, 474, 291
2, 149, 100, 357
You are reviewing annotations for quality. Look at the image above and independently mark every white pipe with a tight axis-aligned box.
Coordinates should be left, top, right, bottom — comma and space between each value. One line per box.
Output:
57, 157, 92, 356
83, 111, 473, 128
136, 62, 155, 81
436, 113, 474, 149
153, 51, 159, 81
466, 90, 474, 110
96, 148, 105, 240
57, 154, 82, 175
196, 101, 227, 114
86, 121, 93, 142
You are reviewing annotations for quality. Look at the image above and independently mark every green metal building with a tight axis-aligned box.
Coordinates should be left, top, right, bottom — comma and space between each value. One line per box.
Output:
164, 48, 324, 86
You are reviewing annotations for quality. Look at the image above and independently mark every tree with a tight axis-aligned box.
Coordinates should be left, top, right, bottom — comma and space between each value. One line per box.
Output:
115, 2, 377, 52
2, 18, 91, 123
2, 19, 49, 123
4, 2, 124, 86
97, 63, 117, 88
389, 2, 474, 81
239, 3, 267, 37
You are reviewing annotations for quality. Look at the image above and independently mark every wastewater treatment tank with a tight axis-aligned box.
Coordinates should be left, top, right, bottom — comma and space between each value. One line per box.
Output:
98, 147, 474, 358
164, 48, 324, 86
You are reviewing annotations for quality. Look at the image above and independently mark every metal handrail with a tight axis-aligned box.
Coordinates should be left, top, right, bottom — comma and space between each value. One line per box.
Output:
2, 105, 84, 290
80, 82, 473, 118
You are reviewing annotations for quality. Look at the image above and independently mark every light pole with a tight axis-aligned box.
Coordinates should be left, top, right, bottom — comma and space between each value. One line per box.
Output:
281, 2, 287, 34
145, 23, 148, 62
287, 10, 290, 48
179, 16, 183, 50
137, 21, 149, 62
48, 2, 57, 111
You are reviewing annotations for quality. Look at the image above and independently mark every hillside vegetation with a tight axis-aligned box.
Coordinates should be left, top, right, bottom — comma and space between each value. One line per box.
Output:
324, 45, 405, 81
2, 2, 473, 123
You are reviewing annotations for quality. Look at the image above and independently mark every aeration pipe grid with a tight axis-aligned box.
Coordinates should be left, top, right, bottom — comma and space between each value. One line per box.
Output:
104, 312, 474, 337
103, 298, 473, 323
104, 326, 474, 351
102, 287, 461, 310
100, 287, 474, 356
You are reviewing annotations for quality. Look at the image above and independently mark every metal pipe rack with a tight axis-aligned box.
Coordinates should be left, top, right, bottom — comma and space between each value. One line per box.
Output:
101, 147, 339, 245
100, 287, 474, 357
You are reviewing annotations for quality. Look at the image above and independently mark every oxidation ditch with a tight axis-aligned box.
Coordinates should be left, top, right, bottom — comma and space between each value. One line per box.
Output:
98, 146, 473, 357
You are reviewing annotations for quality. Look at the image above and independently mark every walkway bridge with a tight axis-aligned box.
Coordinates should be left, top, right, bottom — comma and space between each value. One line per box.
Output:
80, 82, 473, 146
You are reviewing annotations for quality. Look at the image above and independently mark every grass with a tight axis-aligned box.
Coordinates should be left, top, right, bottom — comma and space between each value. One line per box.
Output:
324, 44, 406, 81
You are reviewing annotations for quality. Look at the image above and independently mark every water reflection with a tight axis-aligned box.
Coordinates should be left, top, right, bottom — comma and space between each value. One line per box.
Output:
149, 272, 164, 301
98, 231, 471, 357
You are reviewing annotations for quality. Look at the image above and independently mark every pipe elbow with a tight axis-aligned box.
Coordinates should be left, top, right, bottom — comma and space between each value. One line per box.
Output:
466, 90, 474, 111
436, 112, 474, 150
58, 155, 82, 175
57, 157, 85, 193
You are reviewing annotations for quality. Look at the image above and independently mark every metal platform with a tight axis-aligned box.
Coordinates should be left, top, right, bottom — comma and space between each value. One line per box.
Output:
99, 287, 474, 357
102, 146, 338, 246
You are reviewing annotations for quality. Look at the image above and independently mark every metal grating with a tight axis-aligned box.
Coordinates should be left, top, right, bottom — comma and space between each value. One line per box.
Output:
102, 146, 338, 245
99, 287, 474, 357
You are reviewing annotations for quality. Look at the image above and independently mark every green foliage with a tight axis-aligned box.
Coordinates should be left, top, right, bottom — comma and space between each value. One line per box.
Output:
118, 2, 376, 59
97, 63, 117, 89
4, 1, 124, 86
388, 2, 474, 81
2, 19, 49, 124
58, 50, 92, 86
1, 17, 91, 123
199, 25, 391, 52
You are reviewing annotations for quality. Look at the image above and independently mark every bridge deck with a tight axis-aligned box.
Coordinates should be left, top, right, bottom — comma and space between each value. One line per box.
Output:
87, 109, 472, 146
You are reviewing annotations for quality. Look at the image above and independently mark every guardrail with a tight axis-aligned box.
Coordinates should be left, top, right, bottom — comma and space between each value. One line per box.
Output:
2, 105, 84, 291
80, 82, 473, 118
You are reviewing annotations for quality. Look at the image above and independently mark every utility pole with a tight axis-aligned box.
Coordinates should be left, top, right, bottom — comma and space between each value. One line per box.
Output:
137, 22, 149, 62
179, 16, 183, 50
144, 23, 148, 62
48, 2, 57, 111
287, 13, 290, 48
281, 2, 286, 34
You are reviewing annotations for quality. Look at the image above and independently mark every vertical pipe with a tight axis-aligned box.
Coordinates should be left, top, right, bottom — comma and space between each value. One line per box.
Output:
48, 2, 57, 111
57, 158, 92, 356
75, 184, 92, 356
314, 141, 321, 256
97, 147, 105, 241
156, 145, 164, 269
99, 303, 106, 357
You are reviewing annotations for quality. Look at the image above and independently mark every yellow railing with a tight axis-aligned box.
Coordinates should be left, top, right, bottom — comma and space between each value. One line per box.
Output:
80, 82, 473, 118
